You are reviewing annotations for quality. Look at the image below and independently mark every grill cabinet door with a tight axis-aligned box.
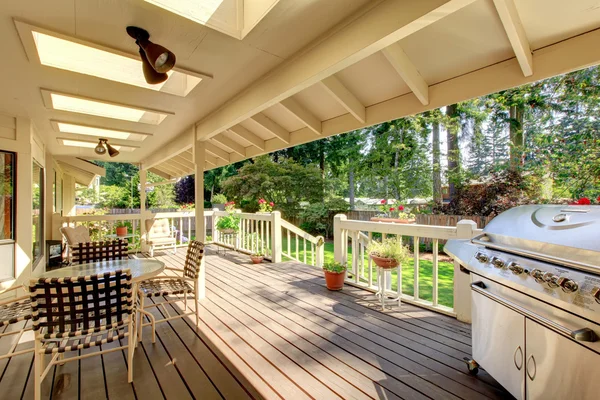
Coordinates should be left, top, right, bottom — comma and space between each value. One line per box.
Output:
525, 319, 600, 399
472, 290, 525, 399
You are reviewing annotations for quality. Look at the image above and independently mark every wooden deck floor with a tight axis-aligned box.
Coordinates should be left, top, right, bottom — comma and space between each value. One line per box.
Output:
0, 246, 510, 399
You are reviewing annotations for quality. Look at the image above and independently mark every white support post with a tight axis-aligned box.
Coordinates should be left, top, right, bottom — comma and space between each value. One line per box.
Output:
315, 236, 325, 269
210, 208, 218, 243
194, 138, 206, 299
333, 214, 347, 265
139, 168, 147, 252
454, 219, 477, 323
270, 211, 282, 263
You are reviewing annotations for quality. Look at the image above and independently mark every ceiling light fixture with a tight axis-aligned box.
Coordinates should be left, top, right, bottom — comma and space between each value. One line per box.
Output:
94, 138, 120, 157
127, 26, 176, 84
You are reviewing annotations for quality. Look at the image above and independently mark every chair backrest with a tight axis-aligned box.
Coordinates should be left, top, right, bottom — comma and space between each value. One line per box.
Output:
184, 241, 204, 279
145, 218, 172, 239
72, 240, 128, 264
29, 269, 133, 335
60, 225, 92, 246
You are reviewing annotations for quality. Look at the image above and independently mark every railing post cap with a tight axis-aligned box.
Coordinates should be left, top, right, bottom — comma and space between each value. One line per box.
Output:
334, 213, 347, 220
212, 208, 219, 211
457, 219, 477, 227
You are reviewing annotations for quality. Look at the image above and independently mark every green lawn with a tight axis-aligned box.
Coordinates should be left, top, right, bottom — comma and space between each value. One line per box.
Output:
281, 238, 454, 308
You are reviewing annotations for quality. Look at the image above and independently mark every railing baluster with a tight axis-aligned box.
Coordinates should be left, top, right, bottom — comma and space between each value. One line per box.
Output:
352, 231, 359, 283
368, 232, 373, 287
413, 236, 420, 300
432, 238, 439, 306
295, 233, 299, 261
303, 238, 307, 264
287, 229, 291, 259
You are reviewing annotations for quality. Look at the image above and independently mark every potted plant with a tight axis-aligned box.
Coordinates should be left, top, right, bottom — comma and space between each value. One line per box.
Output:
115, 222, 128, 237
322, 261, 347, 291
371, 200, 416, 224
250, 251, 265, 264
257, 198, 274, 214
212, 193, 228, 211
367, 237, 410, 269
216, 201, 240, 234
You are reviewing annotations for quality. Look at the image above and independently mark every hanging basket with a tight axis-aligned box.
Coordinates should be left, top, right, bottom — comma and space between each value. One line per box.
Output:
370, 254, 399, 269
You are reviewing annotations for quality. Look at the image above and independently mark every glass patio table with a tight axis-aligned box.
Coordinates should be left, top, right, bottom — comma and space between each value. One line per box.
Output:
39, 259, 165, 282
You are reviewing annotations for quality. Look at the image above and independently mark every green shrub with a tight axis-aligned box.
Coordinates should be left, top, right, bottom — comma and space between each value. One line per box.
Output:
322, 261, 346, 273
212, 193, 227, 204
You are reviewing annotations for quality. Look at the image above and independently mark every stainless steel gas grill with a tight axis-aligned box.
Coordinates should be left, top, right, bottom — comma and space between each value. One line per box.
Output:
445, 205, 600, 400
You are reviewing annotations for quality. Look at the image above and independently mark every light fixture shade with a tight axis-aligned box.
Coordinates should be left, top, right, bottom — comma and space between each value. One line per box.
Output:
95, 139, 107, 155
138, 39, 176, 73
139, 48, 168, 84
105, 142, 120, 157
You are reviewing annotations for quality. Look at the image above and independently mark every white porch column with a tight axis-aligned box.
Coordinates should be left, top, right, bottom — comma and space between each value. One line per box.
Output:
270, 211, 282, 263
194, 138, 206, 299
454, 219, 477, 323
139, 168, 147, 252
333, 214, 347, 265
62, 175, 76, 217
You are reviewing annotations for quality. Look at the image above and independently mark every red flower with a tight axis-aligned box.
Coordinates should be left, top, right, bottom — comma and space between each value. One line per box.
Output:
269, 202, 274, 207
398, 205, 404, 211
389, 207, 395, 211
577, 197, 591, 205
380, 199, 386, 204
597, 195, 600, 203
258, 198, 266, 204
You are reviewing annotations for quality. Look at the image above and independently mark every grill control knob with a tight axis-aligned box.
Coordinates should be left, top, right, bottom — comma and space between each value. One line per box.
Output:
475, 252, 489, 263
490, 257, 505, 269
530, 269, 545, 282
593, 287, 600, 304
557, 277, 578, 293
543, 272, 559, 288
507, 262, 524, 275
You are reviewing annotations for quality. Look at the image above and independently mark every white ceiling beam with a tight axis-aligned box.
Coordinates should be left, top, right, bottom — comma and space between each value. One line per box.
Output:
228, 125, 266, 151
172, 154, 195, 170
279, 98, 322, 135
205, 142, 231, 161
165, 157, 193, 174
319, 76, 366, 123
194, 0, 476, 140
205, 153, 217, 166
149, 168, 172, 180
140, 127, 193, 170
382, 43, 429, 105
158, 162, 186, 178
493, 0, 533, 77
212, 134, 247, 157
250, 114, 290, 144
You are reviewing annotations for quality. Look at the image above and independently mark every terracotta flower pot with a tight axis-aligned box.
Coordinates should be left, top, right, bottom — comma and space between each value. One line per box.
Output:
370, 254, 399, 269
250, 255, 264, 264
219, 228, 236, 234
116, 226, 128, 236
323, 270, 346, 291
370, 217, 416, 224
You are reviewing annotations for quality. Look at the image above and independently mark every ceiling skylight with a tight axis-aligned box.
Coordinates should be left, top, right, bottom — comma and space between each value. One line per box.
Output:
144, 0, 224, 25
14, 20, 209, 97
53, 121, 151, 141
42, 90, 171, 124
57, 138, 138, 152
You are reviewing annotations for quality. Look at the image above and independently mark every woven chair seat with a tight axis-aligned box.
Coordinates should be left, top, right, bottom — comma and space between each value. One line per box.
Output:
40, 324, 129, 354
138, 279, 193, 297
0, 298, 32, 327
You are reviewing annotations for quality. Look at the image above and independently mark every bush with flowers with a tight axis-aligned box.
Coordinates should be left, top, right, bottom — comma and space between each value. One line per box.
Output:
257, 198, 275, 213
178, 203, 195, 212
571, 196, 600, 205
378, 199, 415, 220
216, 201, 240, 233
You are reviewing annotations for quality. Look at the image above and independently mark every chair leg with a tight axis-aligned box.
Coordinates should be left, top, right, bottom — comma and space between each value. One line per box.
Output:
127, 320, 135, 383
150, 247, 154, 257
138, 295, 144, 342
195, 291, 199, 327
34, 341, 42, 400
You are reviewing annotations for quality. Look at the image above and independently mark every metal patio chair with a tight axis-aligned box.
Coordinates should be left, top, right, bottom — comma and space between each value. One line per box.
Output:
0, 286, 33, 360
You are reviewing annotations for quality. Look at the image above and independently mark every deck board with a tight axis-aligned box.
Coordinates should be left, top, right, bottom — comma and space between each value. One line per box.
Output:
0, 247, 509, 399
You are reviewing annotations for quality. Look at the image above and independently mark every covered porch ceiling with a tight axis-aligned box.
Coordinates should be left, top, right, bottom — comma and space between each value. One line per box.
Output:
2, 1, 600, 180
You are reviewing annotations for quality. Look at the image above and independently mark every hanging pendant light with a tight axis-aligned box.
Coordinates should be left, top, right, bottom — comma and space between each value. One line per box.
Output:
95, 139, 107, 155
105, 141, 120, 158
139, 48, 168, 84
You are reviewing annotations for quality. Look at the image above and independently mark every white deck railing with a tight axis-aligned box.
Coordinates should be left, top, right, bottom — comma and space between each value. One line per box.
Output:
333, 214, 479, 318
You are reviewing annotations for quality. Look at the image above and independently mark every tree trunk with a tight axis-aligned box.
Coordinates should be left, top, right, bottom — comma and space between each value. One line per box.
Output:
432, 120, 442, 204
319, 141, 326, 180
348, 164, 355, 210
509, 104, 525, 170
446, 104, 460, 199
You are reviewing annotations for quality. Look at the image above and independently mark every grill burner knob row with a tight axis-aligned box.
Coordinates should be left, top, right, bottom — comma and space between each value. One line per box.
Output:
557, 277, 578, 293
592, 287, 600, 304
507, 262, 524, 275
543, 272, 559, 288
530, 269, 545, 282
475, 252, 489, 263
490, 257, 505, 269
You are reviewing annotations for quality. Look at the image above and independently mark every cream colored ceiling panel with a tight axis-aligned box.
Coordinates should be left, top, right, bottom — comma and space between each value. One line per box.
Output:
335, 51, 412, 108
293, 83, 347, 122
239, 119, 277, 141
400, 0, 513, 85
222, 130, 252, 148
262, 104, 305, 133
516, 0, 600, 50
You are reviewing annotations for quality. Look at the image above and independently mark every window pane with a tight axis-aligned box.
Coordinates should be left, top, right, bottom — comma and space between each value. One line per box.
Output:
33, 161, 44, 269
0, 152, 15, 240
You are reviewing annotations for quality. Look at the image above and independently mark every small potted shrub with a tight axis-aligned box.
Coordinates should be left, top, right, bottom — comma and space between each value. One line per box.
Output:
250, 251, 265, 264
367, 237, 410, 269
216, 201, 240, 234
212, 194, 228, 211
257, 198, 275, 214
115, 222, 128, 237
322, 261, 347, 291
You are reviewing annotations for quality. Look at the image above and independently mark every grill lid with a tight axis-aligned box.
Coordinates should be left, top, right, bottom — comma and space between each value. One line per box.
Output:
476, 205, 600, 270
